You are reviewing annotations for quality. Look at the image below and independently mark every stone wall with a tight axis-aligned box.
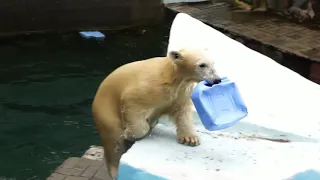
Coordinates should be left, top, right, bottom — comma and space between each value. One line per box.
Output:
0, 0, 164, 36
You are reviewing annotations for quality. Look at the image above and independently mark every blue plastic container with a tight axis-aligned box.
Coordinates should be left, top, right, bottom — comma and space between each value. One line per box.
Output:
191, 77, 248, 131
79, 31, 105, 41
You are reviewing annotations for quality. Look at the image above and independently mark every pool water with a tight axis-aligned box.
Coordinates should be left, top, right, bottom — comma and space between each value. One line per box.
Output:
0, 24, 170, 180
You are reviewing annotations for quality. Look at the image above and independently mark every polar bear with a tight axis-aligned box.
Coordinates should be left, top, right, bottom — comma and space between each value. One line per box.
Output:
92, 47, 221, 179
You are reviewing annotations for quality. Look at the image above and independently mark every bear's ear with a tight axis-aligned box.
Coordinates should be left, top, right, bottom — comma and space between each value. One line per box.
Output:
168, 50, 181, 61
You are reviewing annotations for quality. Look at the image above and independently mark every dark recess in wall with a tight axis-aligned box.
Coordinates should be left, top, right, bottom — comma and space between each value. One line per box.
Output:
0, 0, 165, 36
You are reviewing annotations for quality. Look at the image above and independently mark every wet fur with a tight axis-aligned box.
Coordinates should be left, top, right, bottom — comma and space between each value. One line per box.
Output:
92, 47, 218, 179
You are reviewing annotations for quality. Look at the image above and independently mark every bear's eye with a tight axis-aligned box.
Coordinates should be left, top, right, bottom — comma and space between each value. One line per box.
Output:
171, 51, 180, 60
199, 63, 207, 68
173, 53, 179, 59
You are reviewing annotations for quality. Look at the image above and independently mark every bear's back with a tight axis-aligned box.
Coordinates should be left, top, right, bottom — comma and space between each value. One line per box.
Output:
97, 57, 171, 97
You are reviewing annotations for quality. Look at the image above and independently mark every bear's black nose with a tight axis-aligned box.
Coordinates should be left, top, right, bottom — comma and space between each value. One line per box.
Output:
213, 79, 222, 84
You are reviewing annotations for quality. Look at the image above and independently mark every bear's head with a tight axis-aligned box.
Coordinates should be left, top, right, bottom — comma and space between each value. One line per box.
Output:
168, 47, 221, 84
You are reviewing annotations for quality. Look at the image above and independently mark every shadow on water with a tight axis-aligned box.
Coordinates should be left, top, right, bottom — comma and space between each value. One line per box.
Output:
0, 24, 170, 180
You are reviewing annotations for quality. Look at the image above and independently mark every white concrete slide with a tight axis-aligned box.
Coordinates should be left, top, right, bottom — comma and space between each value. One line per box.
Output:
117, 13, 320, 180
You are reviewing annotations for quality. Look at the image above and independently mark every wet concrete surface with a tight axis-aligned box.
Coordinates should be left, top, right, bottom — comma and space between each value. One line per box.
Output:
166, 1, 320, 63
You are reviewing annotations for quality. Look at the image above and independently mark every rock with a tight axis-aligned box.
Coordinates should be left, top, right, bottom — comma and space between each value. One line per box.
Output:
82, 145, 104, 161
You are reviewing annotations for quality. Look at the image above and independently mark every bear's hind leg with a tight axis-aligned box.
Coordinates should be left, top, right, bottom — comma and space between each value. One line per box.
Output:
96, 121, 125, 180
102, 137, 123, 180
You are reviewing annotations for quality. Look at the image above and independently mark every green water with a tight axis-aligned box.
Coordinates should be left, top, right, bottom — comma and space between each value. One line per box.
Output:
0, 25, 170, 180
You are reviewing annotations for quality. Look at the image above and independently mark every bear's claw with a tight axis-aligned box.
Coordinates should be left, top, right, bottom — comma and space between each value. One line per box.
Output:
178, 135, 200, 146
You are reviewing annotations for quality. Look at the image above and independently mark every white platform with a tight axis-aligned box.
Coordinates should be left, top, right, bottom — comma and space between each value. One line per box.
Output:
118, 13, 320, 180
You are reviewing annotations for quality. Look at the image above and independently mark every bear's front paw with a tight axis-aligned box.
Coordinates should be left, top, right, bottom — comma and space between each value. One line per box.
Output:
177, 134, 200, 146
